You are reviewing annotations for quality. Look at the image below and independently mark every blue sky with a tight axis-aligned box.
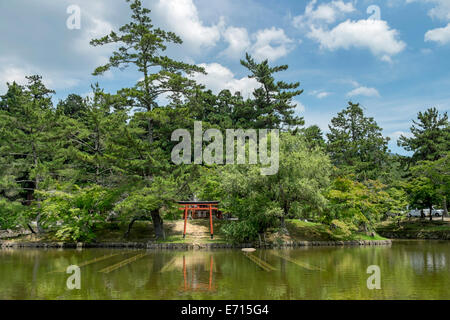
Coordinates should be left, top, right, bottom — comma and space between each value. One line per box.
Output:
1, 0, 449, 154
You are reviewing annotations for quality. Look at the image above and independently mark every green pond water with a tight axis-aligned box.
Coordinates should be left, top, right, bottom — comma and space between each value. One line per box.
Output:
0, 241, 449, 300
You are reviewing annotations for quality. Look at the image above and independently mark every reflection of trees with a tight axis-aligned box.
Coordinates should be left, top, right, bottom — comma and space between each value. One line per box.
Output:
0, 244, 449, 299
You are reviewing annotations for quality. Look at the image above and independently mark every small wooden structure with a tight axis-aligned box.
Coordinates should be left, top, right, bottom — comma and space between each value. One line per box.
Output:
177, 201, 220, 239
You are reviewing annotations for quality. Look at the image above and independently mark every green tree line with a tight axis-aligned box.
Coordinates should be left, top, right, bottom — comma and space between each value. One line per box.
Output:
0, 0, 448, 242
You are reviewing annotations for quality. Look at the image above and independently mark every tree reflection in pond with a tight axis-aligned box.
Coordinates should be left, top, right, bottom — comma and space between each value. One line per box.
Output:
0, 242, 449, 300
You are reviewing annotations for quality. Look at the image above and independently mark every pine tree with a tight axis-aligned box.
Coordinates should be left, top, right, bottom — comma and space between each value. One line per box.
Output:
327, 102, 390, 180
90, 0, 204, 145
0, 76, 56, 232
55, 85, 129, 186
240, 53, 304, 130
398, 107, 449, 163
302, 125, 326, 150
89, 0, 205, 238
56, 94, 86, 119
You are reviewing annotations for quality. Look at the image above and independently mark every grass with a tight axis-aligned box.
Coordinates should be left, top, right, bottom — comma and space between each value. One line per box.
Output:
4, 219, 229, 244
285, 219, 387, 241
376, 218, 450, 238
6, 218, 389, 244
93, 219, 227, 244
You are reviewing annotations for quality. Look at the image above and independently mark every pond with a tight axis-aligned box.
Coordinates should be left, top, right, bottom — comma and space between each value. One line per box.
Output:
0, 241, 449, 300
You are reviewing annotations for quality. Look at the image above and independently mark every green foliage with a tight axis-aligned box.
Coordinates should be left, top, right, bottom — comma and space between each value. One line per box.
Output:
240, 53, 304, 129
90, 0, 204, 147
301, 125, 326, 150
330, 219, 357, 238
0, 198, 27, 229
325, 178, 392, 230
200, 134, 331, 241
398, 108, 449, 163
327, 102, 390, 180
38, 185, 117, 242
412, 153, 449, 203
56, 94, 86, 119
399, 152, 449, 221
55, 85, 130, 185
0, 0, 447, 245
114, 176, 179, 221
406, 176, 440, 211
385, 187, 409, 214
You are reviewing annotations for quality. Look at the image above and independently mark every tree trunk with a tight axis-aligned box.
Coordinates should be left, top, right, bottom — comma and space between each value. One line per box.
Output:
443, 197, 448, 221
27, 223, 36, 234
280, 200, 290, 229
125, 217, 139, 238
429, 205, 433, 221
151, 210, 165, 240
32, 142, 44, 234
280, 215, 286, 229
36, 213, 44, 234
147, 118, 153, 145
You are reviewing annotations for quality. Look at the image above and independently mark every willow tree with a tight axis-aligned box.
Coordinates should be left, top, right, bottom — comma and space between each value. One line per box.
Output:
89, 0, 204, 238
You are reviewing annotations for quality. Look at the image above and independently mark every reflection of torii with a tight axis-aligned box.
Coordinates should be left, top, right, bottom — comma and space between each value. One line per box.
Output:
182, 255, 215, 292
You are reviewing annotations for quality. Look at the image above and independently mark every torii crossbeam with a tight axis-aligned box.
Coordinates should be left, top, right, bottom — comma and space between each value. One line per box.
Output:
177, 201, 220, 239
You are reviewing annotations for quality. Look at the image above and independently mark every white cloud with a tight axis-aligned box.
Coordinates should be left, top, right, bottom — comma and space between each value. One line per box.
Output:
0, 58, 79, 93
294, 100, 306, 113
292, 1, 405, 61
347, 86, 380, 97
293, 0, 356, 29
310, 90, 332, 99
317, 92, 332, 99
191, 63, 259, 98
405, 1, 450, 44
0, 65, 28, 87
0, 64, 30, 93
406, 0, 450, 21
250, 27, 295, 61
389, 130, 413, 141
425, 22, 450, 44
73, 15, 114, 65
154, 0, 224, 51
222, 27, 251, 59
221, 26, 295, 61
307, 19, 406, 61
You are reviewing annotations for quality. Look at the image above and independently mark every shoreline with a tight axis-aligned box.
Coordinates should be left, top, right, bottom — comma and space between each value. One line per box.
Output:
0, 239, 392, 250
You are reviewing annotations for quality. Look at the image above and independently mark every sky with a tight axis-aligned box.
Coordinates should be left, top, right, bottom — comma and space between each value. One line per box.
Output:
0, 0, 449, 155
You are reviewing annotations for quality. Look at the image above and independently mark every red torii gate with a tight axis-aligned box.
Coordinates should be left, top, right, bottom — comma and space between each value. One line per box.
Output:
177, 201, 220, 239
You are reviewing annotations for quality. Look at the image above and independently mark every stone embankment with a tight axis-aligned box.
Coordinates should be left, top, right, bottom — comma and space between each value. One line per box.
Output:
0, 239, 392, 249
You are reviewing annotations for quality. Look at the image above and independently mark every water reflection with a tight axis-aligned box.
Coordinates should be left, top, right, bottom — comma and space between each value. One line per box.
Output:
181, 255, 215, 292
410, 250, 447, 273
0, 241, 449, 300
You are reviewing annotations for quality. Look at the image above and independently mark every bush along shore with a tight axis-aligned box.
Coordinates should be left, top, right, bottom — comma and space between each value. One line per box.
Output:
377, 219, 450, 240
0, 0, 449, 250
0, 219, 392, 249
0, 240, 392, 250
